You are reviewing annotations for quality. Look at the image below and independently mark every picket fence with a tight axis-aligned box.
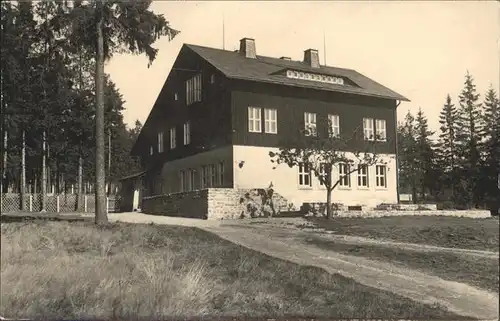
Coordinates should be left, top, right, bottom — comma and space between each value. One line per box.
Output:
0, 193, 121, 214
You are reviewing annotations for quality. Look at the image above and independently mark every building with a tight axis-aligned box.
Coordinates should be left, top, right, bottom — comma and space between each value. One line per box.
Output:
129, 37, 409, 213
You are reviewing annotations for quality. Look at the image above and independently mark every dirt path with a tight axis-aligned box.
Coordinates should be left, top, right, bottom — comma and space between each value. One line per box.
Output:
108, 214, 499, 320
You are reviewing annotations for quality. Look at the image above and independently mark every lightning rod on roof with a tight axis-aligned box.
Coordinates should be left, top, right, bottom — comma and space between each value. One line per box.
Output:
222, 13, 226, 50
323, 31, 327, 66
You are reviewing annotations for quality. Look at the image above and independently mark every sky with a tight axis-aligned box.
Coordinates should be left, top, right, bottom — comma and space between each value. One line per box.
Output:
105, 0, 500, 134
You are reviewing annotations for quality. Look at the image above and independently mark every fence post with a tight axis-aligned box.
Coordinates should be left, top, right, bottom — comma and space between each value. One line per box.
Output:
56, 195, 60, 213
84, 195, 87, 213
29, 194, 33, 212
106, 197, 109, 214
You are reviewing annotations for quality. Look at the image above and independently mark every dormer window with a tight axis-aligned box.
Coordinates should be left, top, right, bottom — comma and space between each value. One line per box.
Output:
287, 69, 345, 85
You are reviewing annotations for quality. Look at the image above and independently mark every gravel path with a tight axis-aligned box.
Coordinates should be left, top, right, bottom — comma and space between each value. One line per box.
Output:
108, 213, 499, 320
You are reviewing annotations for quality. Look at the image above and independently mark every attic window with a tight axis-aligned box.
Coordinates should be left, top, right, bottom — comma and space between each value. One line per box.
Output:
286, 69, 344, 85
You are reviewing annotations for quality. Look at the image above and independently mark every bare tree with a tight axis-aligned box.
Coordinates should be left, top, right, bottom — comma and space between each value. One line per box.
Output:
269, 118, 384, 218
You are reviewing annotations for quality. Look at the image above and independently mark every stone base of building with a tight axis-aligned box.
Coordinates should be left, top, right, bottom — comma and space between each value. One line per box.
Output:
141, 187, 294, 220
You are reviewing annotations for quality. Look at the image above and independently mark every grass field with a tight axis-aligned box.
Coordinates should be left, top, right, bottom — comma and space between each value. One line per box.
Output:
306, 216, 500, 251
307, 236, 499, 293
0, 221, 466, 319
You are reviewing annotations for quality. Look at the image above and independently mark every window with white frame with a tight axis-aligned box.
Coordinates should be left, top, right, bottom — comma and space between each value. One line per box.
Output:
363, 118, 374, 141
357, 165, 369, 188
339, 163, 351, 187
170, 127, 176, 149
375, 119, 387, 141
157, 132, 164, 153
210, 164, 216, 187
183, 122, 190, 145
304, 112, 317, 136
200, 165, 208, 188
376, 165, 387, 188
318, 163, 330, 186
328, 114, 340, 137
149, 146, 153, 156
186, 74, 202, 105
180, 170, 186, 192
217, 162, 224, 186
264, 108, 277, 134
189, 169, 196, 190
298, 163, 312, 187
248, 107, 262, 132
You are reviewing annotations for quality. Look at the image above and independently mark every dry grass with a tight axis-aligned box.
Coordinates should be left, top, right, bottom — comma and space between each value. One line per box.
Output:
306, 216, 500, 251
0, 221, 467, 319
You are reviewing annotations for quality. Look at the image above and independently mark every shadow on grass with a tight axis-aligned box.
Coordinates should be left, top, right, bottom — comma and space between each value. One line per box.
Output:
0, 221, 471, 320
306, 236, 500, 293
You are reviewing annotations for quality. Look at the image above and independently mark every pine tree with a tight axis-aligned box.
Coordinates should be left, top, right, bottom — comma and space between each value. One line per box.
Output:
482, 86, 500, 212
397, 110, 419, 203
414, 108, 436, 200
436, 94, 460, 202
456, 71, 484, 208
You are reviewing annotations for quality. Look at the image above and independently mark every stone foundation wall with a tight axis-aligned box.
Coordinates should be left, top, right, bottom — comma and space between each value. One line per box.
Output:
317, 210, 491, 218
141, 188, 294, 220
141, 190, 209, 219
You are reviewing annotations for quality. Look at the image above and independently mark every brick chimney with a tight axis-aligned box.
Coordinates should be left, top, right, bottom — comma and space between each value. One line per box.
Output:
303, 49, 320, 68
239, 38, 256, 59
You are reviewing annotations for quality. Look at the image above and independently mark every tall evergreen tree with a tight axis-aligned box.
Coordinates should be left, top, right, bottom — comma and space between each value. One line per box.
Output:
436, 94, 460, 202
456, 71, 484, 208
482, 86, 500, 212
414, 108, 436, 199
397, 111, 419, 203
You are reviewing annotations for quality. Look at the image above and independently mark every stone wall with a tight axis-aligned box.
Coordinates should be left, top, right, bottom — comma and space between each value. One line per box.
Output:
141, 190, 209, 219
141, 187, 295, 220
313, 210, 491, 219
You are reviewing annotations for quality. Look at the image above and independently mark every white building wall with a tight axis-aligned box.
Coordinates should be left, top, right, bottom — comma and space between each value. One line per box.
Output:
233, 145, 397, 208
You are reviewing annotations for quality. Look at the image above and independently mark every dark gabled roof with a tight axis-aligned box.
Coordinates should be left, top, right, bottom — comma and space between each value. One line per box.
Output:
185, 44, 410, 102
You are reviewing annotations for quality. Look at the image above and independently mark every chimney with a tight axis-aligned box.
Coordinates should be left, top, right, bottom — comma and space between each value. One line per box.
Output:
303, 49, 320, 68
239, 38, 256, 59
280, 56, 291, 61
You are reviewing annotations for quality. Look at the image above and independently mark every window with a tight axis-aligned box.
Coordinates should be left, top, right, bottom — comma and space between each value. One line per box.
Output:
186, 74, 202, 105
217, 162, 224, 186
363, 118, 374, 141
304, 112, 317, 136
149, 146, 153, 156
328, 114, 340, 137
357, 165, 369, 188
174, 92, 178, 101
210, 164, 216, 187
264, 108, 277, 134
170, 127, 176, 149
375, 119, 387, 141
376, 165, 387, 188
183, 122, 190, 145
189, 169, 196, 190
157, 132, 164, 153
201, 165, 214, 188
201, 165, 208, 188
248, 107, 262, 133
318, 163, 330, 186
180, 170, 186, 192
210, 74, 215, 84
298, 163, 312, 187
339, 163, 351, 188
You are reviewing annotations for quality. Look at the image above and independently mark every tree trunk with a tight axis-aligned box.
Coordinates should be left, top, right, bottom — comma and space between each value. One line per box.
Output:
326, 188, 333, 219
94, 0, 108, 224
34, 172, 37, 194
107, 128, 111, 196
20, 130, 26, 211
1, 130, 7, 196
41, 130, 47, 212
76, 154, 83, 211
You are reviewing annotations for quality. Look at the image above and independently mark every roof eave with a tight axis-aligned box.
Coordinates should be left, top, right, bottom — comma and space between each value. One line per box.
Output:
227, 75, 410, 102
